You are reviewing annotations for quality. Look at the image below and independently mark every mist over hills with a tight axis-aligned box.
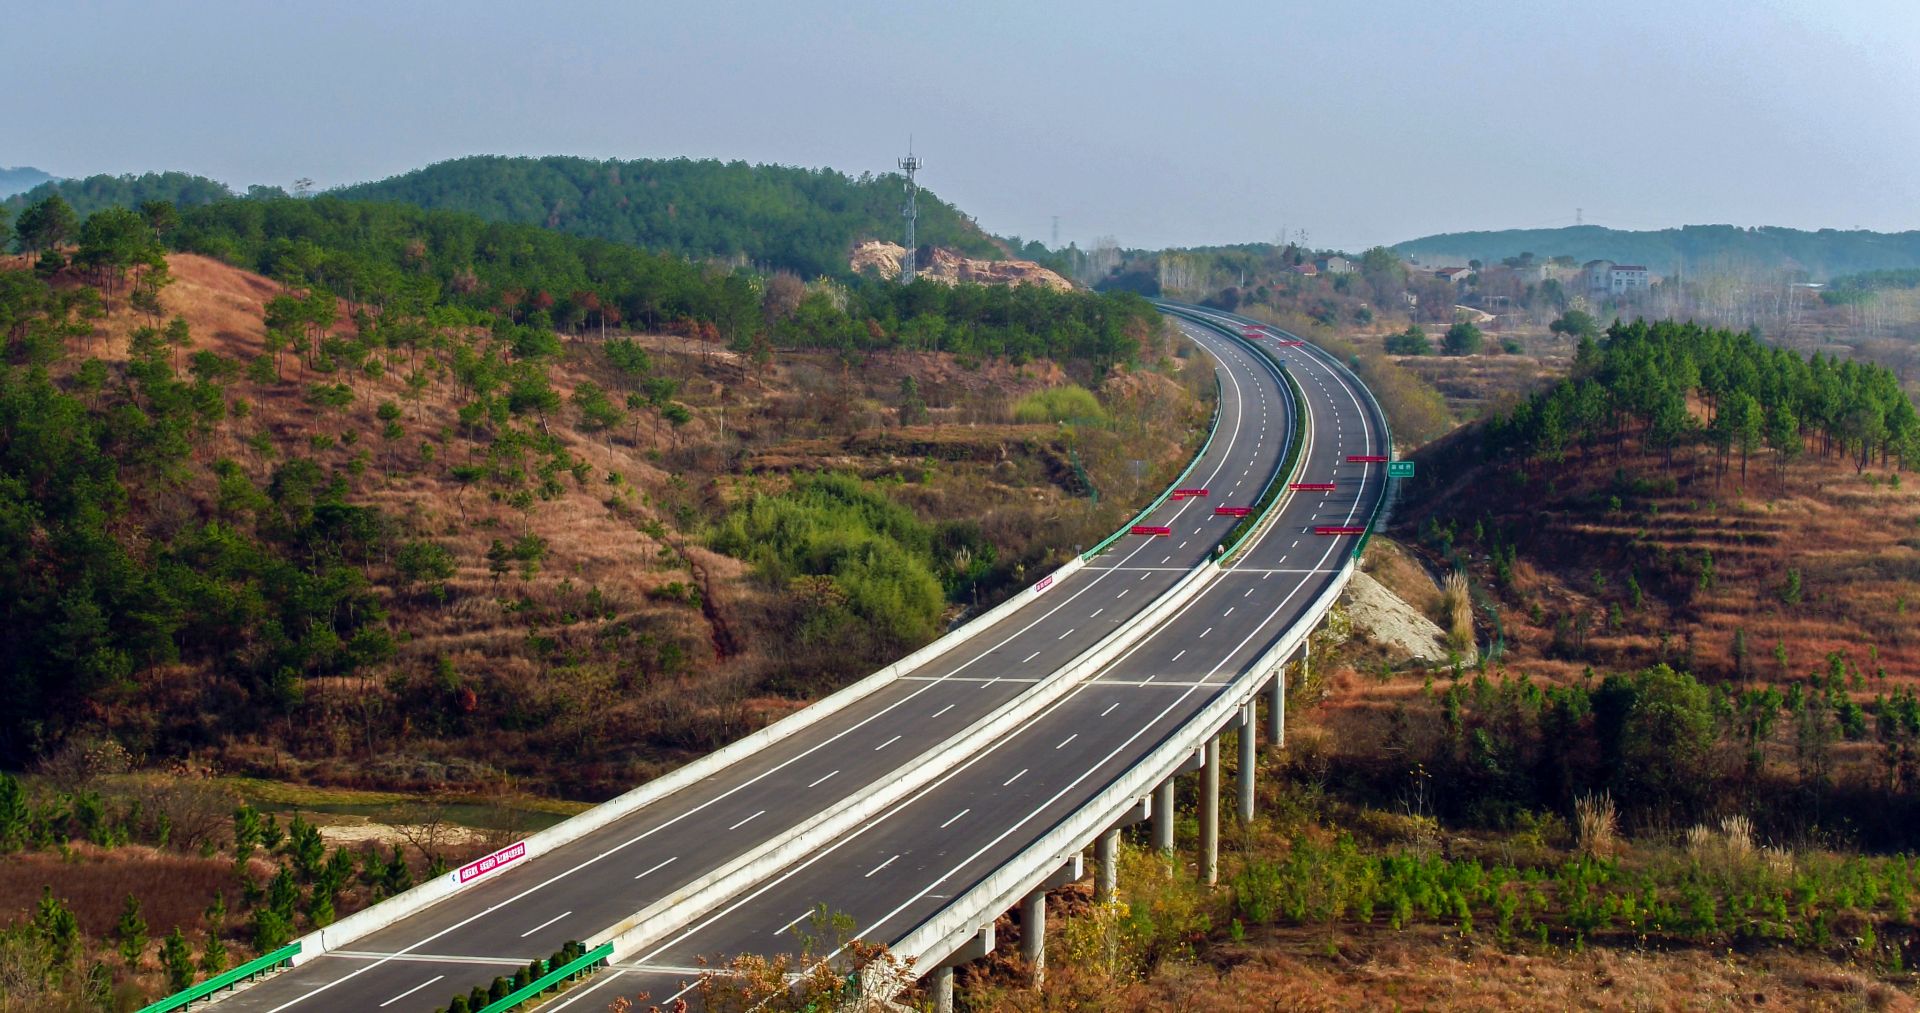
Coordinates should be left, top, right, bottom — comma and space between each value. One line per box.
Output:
0, 166, 56, 199
1392, 223, 1920, 280
15, 158, 1920, 284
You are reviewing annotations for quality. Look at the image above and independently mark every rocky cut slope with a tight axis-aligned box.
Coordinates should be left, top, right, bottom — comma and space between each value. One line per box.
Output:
851, 240, 1074, 291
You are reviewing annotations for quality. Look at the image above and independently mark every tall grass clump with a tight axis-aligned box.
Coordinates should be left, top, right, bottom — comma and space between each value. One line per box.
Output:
1575, 792, 1618, 857
1441, 570, 1474, 652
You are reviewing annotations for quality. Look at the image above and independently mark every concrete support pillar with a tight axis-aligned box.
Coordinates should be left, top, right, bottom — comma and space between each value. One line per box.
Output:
1237, 702, 1257, 826
1021, 890, 1047, 986
1267, 668, 1285, 748
1152, 778, 1176, 854
1201, 737, 1220, 885
1095, 829, 1119, 903
931, 966, 954, 1013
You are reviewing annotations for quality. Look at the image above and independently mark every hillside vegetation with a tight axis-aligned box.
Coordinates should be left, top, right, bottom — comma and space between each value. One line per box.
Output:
0, 190, 1212, 1008
926, 317, 1920, 1011
0, 192, 1182, 785
5, 155, 1003, 282
330, 154, 1002, 278
4, 171, 242, 221
1394, 223, 1920, 281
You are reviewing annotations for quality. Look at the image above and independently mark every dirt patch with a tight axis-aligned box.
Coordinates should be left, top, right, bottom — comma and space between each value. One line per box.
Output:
851, 240, 1073, 292
1345, 570, 1451, 665
1123, 928, 1917, 1012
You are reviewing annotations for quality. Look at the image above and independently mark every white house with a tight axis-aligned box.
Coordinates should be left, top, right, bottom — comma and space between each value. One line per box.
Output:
1608, 264, 1650, 294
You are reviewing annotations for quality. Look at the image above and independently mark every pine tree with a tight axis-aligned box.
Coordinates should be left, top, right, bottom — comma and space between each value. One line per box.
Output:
114, 894, 148, 969
199, 933, 228, 976
160, 927, 195, 990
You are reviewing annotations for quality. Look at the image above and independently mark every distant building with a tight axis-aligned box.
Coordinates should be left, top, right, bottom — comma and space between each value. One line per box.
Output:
1315, 255, 1355, 275
1584, 260, 1652, 297
1583, 259, 1614, 296
1608, 264, 1650, 294
1288, 262, 1319, 277
1434, 266, 1473, 286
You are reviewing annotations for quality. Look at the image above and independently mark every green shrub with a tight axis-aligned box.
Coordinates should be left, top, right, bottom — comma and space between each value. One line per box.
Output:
1013, 384, 1105, 424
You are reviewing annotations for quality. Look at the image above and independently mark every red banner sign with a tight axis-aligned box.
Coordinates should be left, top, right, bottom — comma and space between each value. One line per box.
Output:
1314, 526, 1367, 536
1131, 525, 1173, 536
1033, 574, 1054, 594
1214, 506, 1252, 517
1277, 340, 1304, 347
456, 841, 527, 885
1171, 488, 1209, 499
1347, 455, 1389, 463
1289, 482, 1337, 491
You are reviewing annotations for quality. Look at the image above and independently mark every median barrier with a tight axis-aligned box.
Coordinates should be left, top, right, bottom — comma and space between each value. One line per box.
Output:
278, 316, 1240, 970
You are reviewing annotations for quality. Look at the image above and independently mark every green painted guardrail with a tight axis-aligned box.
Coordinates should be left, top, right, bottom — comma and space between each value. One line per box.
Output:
1217, 353, 1308, 561
136, 942, 300, 1013
476, 941, 613, 1013
1154, 304, 1307, 563
1080, 372, 1224, 561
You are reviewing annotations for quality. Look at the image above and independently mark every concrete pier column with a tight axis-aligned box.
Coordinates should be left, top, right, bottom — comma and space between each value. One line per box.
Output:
931, 966, 954, 1013
1267, 668, 1285, 748
1202, 737, 1221, 885
1237, 702, 1257, 825
1152, 778, 1176, 854
1021, 890, 1047, 986
1095, 829, 1119, 903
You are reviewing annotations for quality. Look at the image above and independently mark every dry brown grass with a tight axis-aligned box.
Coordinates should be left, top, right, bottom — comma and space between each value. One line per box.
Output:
1060, 927, 1919, 1012
1441, 570, 1475, 653
1401, 433, 1920, 694
0, 844, 233, 941
58, 255, 1207, 798
1575, 792, 1619, 858
1361, 536, 1443, 617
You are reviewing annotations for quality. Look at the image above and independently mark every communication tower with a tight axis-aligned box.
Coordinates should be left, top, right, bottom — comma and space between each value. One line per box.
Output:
898, 143, 922, 281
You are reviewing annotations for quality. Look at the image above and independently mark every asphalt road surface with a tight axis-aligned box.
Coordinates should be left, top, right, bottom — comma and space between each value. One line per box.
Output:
539, 311, 1389, 1010
217, 315, 1298, 1013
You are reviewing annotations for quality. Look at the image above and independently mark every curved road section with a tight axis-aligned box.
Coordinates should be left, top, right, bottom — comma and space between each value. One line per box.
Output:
215, 320, 1293, 1011
542, 311, 1392, 1008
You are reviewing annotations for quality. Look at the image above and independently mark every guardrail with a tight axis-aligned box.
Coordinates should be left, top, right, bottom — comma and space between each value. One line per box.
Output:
136, 943, 299, 1013
269, 300, 1249, 978
1201, 318, 1308, 561
473, 942, 612, 1013
1082, 374, 1222, 561
881, 551, 1364, 987
866, 305, 1388, 1002
596, 553, 1228, 965
1163, 303, 1396, 559
586, 316, 1290, 971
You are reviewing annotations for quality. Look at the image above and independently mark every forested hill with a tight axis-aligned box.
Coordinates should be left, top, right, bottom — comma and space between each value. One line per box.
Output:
5, 170, 243, 219
1393, 224, 1920, 280
0, 166, 56, 198
330, 155, 1002, 278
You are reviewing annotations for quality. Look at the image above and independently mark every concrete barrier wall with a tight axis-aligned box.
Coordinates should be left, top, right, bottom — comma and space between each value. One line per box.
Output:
288, 327, 1240, 967
877, 309, 1388, 983
886, 554, 1358, 978
595, 557, 1229, 964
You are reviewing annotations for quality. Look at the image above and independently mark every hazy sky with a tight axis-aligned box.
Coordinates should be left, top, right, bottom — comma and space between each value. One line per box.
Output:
13, 0, 1920, 252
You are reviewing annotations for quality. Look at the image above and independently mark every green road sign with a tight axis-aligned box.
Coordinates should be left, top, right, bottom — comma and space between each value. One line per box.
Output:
1387, 460, 1415, 479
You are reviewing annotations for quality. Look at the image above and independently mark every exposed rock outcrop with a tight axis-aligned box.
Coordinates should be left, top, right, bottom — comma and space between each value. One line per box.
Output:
851, 240, 1074, 292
